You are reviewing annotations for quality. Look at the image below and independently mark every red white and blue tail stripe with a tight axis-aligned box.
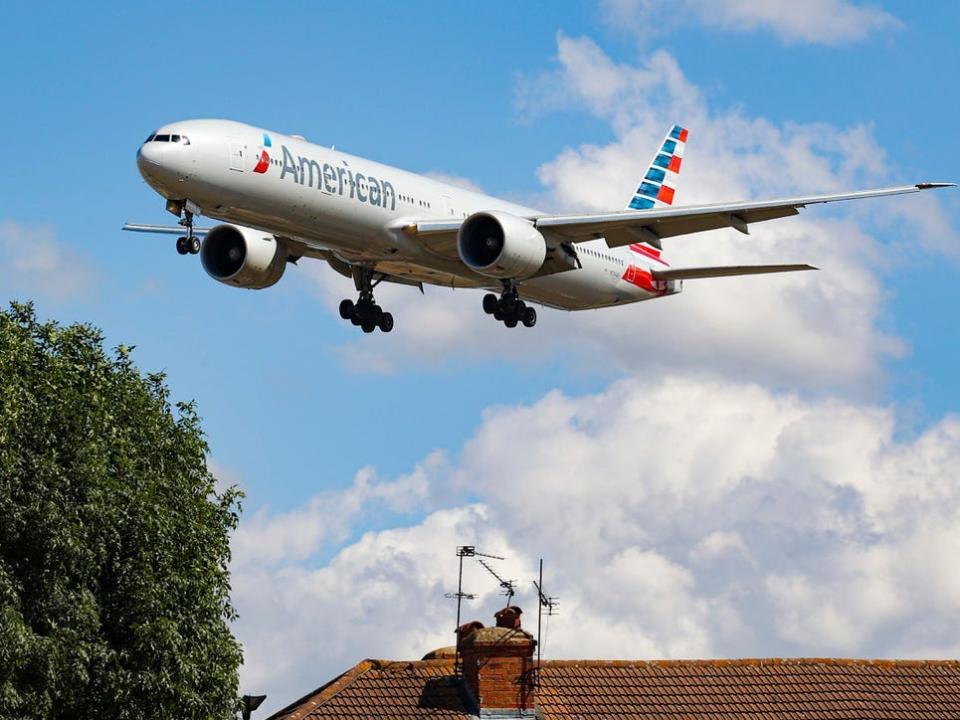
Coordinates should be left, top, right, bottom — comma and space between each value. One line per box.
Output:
626, 125, 688, 211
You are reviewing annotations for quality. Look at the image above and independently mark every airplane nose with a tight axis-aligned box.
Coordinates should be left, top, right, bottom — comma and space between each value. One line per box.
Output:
137, 141, 164, 168
136, 141, 168, 186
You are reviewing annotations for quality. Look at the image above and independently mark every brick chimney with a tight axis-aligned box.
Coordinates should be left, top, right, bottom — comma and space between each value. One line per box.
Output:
460, 606, 536, 717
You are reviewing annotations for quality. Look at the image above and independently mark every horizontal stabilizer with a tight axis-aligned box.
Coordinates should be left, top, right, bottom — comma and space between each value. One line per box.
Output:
651, 264, 817, 280
122, 223, 210, 236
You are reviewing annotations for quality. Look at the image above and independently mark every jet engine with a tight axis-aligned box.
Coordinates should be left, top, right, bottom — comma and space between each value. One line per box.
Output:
457, 211, 546, 279
200, 224, 287, 289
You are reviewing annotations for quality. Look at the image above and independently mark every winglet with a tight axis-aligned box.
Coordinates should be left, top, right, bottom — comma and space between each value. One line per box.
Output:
916, 182, 957, 190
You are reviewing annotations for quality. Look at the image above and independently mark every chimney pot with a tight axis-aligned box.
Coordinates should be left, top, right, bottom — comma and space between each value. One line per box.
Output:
495, 605, 523, 630
457, 620, 485, 643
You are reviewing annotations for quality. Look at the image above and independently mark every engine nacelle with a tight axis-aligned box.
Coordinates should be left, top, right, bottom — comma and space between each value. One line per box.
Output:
457, 211, 547, 279
200, 224, 287, 289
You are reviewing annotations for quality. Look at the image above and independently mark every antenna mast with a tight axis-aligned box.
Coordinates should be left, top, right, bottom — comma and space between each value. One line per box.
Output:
533, 557, 559, 687
445, 546, 476, 677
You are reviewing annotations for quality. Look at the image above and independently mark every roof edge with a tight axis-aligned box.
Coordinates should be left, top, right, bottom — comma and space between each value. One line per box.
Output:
265, 659, 376, 720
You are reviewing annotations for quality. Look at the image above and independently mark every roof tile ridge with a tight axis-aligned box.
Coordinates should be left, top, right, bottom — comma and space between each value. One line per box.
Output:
377, 658, 457, 672
265, 660, 376, 720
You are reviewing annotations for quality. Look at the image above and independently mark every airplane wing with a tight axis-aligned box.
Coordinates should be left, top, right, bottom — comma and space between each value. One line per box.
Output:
412, 183, 955, 250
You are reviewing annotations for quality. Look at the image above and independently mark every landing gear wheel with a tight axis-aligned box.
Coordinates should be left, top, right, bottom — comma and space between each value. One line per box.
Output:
355, 298, 375, 325
190, 237, 201, 254
341, 268, 398, 333
522, 306, 537, 328
488, 283, 536, 328
175, 236, 189, 255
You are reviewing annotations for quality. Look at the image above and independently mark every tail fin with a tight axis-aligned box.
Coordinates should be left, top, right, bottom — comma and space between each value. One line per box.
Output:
626, 125, 688, 211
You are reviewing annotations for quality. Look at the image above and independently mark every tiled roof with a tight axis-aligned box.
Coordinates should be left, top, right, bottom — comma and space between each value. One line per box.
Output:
267, 660, 469, 720
267, 658, 960, 720
538, 659, 960, 719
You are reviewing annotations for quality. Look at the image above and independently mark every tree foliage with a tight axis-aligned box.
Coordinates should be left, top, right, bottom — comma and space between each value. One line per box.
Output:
0, 303, 242, 720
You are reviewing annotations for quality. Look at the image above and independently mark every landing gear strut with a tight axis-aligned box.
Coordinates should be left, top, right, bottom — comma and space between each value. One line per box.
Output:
483, 284, 536, 328
175, 208, 200, 256
338, 267, 394, 333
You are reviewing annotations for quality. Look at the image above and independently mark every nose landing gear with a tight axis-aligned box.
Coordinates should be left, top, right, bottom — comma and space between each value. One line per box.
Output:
174, 208, 200, 256
338, 267, 394, 333
483, 285, 536, 328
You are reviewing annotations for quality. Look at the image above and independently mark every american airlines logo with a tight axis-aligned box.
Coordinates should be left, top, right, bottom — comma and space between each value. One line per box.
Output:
271, 141, 396, 211
252, 133, 272, 174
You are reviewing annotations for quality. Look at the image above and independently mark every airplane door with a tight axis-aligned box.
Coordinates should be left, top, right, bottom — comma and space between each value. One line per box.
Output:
441, 195, 455, 217
229, 142, 245, 171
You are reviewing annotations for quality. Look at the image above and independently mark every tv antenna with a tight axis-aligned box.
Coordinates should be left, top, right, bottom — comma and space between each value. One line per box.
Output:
533, 558, 559, 687
446, 546, 506, 677
477, 557, 516, 604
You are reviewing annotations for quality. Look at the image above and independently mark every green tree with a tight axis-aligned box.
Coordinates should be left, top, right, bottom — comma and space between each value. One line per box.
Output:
0, 303, 243, 720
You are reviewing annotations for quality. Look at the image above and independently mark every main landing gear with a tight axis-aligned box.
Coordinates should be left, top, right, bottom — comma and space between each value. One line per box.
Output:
483, 284, 536, 328
338, 267, 394, 333
175, 208, 200, 256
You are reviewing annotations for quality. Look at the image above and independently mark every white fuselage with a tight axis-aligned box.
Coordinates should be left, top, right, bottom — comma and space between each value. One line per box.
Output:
136, 119, 671, 310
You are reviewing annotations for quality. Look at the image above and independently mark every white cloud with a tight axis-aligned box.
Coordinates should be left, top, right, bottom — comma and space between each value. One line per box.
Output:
232, 454, 438, 566
0, 221, 99, 301
232, 375, 960, 712
690, 531, 752, 565
602, 0, 902, 45
293, 34, 960, 395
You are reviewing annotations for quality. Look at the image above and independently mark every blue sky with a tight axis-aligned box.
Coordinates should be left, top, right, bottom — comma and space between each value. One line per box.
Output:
3, 1, 956, 508
4, 1, 960, 710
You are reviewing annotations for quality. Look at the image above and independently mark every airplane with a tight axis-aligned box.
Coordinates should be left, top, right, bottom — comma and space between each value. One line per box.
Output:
126, 119, 954, 333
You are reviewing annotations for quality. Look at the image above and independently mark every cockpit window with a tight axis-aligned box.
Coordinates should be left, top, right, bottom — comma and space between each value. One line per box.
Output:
144, 133, 155, 143
145, 133, 189, 144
